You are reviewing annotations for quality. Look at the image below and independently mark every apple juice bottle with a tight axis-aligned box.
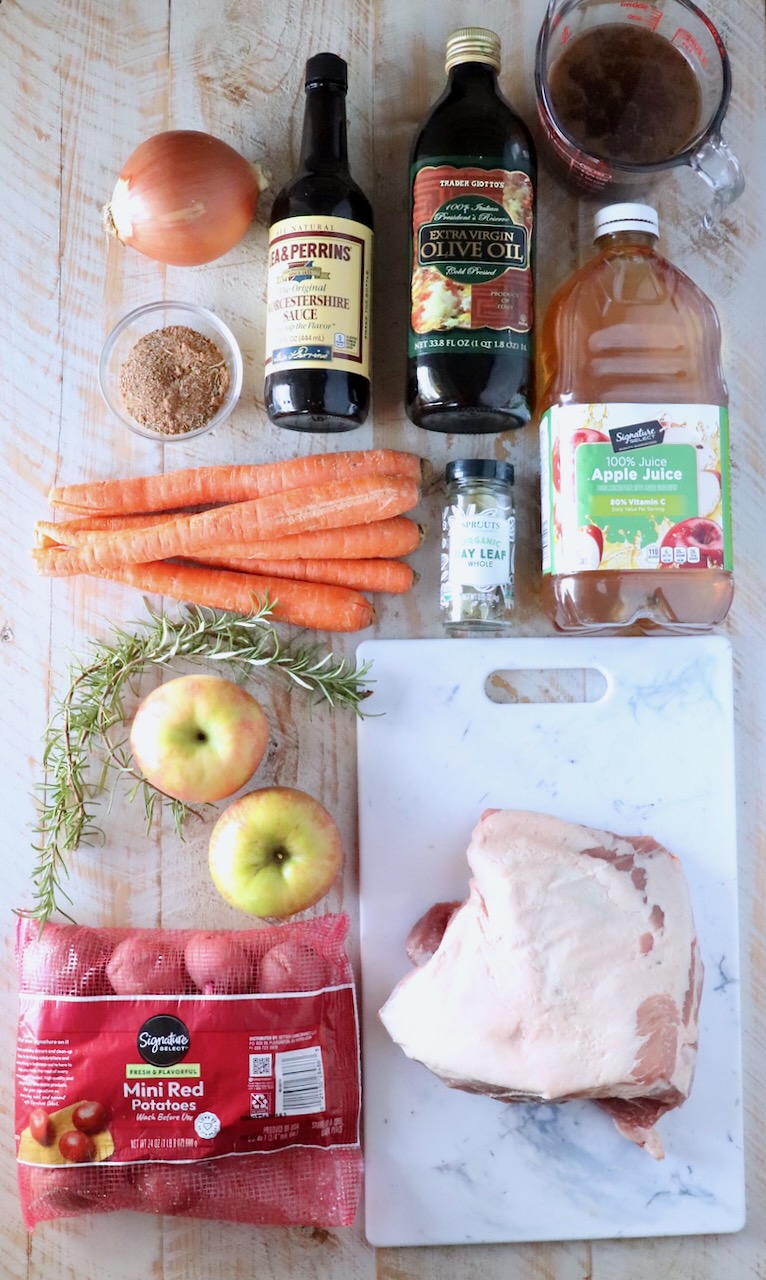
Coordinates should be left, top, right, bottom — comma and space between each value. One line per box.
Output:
538, 203, 733, 632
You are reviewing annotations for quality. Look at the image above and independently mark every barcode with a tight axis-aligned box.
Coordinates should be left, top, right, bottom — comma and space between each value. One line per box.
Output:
249, 1053, 272, 1077
275, 1046, 325, 1116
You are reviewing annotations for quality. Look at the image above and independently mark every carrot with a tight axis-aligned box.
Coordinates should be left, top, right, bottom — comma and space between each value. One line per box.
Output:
183, 556, 416, 594
84, 561, 374, 632
204, 517, 425, 562
34, 546, 102, 576
35, 475, 420, 575
37, 514, 425, 560
49, 449, 425, 515
35, 513, 173, 547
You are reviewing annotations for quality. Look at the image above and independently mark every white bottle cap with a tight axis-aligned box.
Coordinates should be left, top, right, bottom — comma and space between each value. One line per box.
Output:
594, 203, 659, 239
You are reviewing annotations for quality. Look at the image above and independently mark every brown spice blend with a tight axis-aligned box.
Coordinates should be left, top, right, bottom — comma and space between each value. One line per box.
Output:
119, 325, 230, 435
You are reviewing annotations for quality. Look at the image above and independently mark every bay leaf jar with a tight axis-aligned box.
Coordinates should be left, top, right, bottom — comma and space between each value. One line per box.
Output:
440, 459, 516, 633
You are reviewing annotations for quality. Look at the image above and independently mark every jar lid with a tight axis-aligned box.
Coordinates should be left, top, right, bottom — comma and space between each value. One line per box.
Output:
445, 28, 501, 73
446, 458, 514, 485
594, 203, 659, 239
305, 52, 347, 90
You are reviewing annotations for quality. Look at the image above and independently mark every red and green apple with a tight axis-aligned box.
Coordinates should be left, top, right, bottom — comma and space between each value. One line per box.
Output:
130, 674, 269, 804
208, 787, 343, 919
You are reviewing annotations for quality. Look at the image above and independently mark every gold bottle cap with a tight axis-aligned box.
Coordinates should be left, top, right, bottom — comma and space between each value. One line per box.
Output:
445, 27, 501, 72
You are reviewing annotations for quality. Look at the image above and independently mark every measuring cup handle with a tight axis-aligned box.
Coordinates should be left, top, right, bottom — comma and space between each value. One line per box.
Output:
690, 135, 745, 229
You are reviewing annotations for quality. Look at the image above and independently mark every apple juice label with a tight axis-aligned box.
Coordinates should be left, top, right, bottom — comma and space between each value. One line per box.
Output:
540, 403, 732, 574
265, 215, 372, 377
16, 987, 360, 1166
409, 162, 534, 358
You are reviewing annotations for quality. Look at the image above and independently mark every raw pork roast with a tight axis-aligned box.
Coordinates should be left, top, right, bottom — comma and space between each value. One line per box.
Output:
380, 810, 703, 1158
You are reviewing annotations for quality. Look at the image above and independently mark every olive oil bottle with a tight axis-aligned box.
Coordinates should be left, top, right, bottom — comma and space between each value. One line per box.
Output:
265, 53, 373, 431
406, 28, 536, 433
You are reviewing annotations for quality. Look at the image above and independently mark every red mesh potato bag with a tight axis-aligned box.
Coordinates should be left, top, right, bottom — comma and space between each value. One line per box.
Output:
15, 916, 362, 1228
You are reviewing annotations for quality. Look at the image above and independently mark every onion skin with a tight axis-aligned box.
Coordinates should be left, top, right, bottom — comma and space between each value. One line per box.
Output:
104, 130, 264, 266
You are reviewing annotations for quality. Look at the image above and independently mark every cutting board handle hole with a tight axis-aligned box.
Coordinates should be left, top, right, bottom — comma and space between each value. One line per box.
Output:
484, 668, 607, 705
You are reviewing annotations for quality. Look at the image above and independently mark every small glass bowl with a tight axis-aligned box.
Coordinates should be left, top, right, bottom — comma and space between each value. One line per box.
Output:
99, 301, 243, 441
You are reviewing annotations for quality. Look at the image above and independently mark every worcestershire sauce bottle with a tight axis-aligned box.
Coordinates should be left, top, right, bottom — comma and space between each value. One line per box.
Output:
265, 53, 373, 431
406, 29, 536, 433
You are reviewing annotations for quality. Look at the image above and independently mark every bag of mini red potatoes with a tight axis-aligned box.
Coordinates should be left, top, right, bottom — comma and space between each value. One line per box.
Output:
15, 915, 361, 1228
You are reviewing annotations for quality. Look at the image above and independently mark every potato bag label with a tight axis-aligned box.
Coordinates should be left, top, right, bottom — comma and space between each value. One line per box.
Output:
409, 162, 534, 358
16, 988, 360, 1165
540, 403, 732, 574
266, 215, 372, 377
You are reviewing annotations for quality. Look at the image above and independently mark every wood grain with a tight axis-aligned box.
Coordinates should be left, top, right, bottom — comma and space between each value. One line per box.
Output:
1, 0, 765, 1275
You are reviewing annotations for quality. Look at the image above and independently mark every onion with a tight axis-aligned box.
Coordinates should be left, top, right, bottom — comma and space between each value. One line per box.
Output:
103, 130, 267, 266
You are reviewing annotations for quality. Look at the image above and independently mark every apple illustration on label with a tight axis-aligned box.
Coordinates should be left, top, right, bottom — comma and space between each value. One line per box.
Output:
552, 429, 608, 492
574, 524, 604, 569
130, 674, 269, 804
660, 518, 724, 567
697, 469, 722, 519
208, 787, 344, 919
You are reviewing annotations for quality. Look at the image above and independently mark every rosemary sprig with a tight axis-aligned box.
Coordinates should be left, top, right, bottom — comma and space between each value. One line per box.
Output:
19, 601, 373, 928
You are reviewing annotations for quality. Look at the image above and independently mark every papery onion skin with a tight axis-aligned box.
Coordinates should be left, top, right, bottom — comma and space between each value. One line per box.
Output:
104, 130, 264, 266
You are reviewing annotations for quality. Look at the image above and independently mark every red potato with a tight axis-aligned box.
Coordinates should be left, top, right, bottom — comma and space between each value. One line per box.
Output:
184, 932, 258, 994
28, 1107, 54, 1147
258, 941, 330, 994
72, 1100, 108, 1135
23, 1164, 132, 1222
24, 1167, 96, 1218
106, 936, 188, 994
58, 1129, 96, 1163
19, 925, 113, 996
135, 1162, 210, 1216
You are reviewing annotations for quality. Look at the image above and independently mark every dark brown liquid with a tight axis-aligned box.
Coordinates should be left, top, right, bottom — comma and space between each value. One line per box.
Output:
548, 24, 702, 165
265, 71, 372, 432
406, 61, 536, 434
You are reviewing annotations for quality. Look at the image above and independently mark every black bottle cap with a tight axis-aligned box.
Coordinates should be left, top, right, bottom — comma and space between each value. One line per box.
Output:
446, 459, 515, 485
305, 53, 348, 90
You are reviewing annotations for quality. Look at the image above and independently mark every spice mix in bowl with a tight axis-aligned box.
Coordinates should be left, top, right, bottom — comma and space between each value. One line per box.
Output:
99, 301, 243, 440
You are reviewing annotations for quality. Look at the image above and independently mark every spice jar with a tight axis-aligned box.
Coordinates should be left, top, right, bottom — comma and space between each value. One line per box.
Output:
440, 460, 515, 634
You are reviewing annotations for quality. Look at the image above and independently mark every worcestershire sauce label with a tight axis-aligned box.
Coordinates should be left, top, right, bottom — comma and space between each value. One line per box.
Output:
266, 216, 372, 378
409, 162, 534, 358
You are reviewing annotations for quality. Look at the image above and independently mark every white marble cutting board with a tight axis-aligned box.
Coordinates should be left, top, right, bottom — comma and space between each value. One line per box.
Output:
356, 636, 744, 1247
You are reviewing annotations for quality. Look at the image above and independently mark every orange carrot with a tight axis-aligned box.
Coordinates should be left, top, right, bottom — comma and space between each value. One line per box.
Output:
49, 449, 425, 515
37, 514, 424, 560
34, 546, 101, 576
182, 556, 416, 594
35, 475, 420, 574
86, 561, 374, 632
35, 513, 173, 547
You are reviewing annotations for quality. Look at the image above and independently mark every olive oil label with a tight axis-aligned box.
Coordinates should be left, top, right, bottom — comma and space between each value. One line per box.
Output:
266, 216, 372, 377
540, 403, 732, 574
409, 163, 534, 358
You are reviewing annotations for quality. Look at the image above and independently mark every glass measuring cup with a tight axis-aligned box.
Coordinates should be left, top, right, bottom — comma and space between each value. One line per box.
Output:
535, 0, 744, 226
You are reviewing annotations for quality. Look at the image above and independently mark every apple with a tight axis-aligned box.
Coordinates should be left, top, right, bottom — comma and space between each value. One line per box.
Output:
574, 524, 604, 569
130, 674, 269, 804
552, 429, 608, 492
208, 787, 344, 919
660, 517, 724, 567
697, 468, 722, 518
